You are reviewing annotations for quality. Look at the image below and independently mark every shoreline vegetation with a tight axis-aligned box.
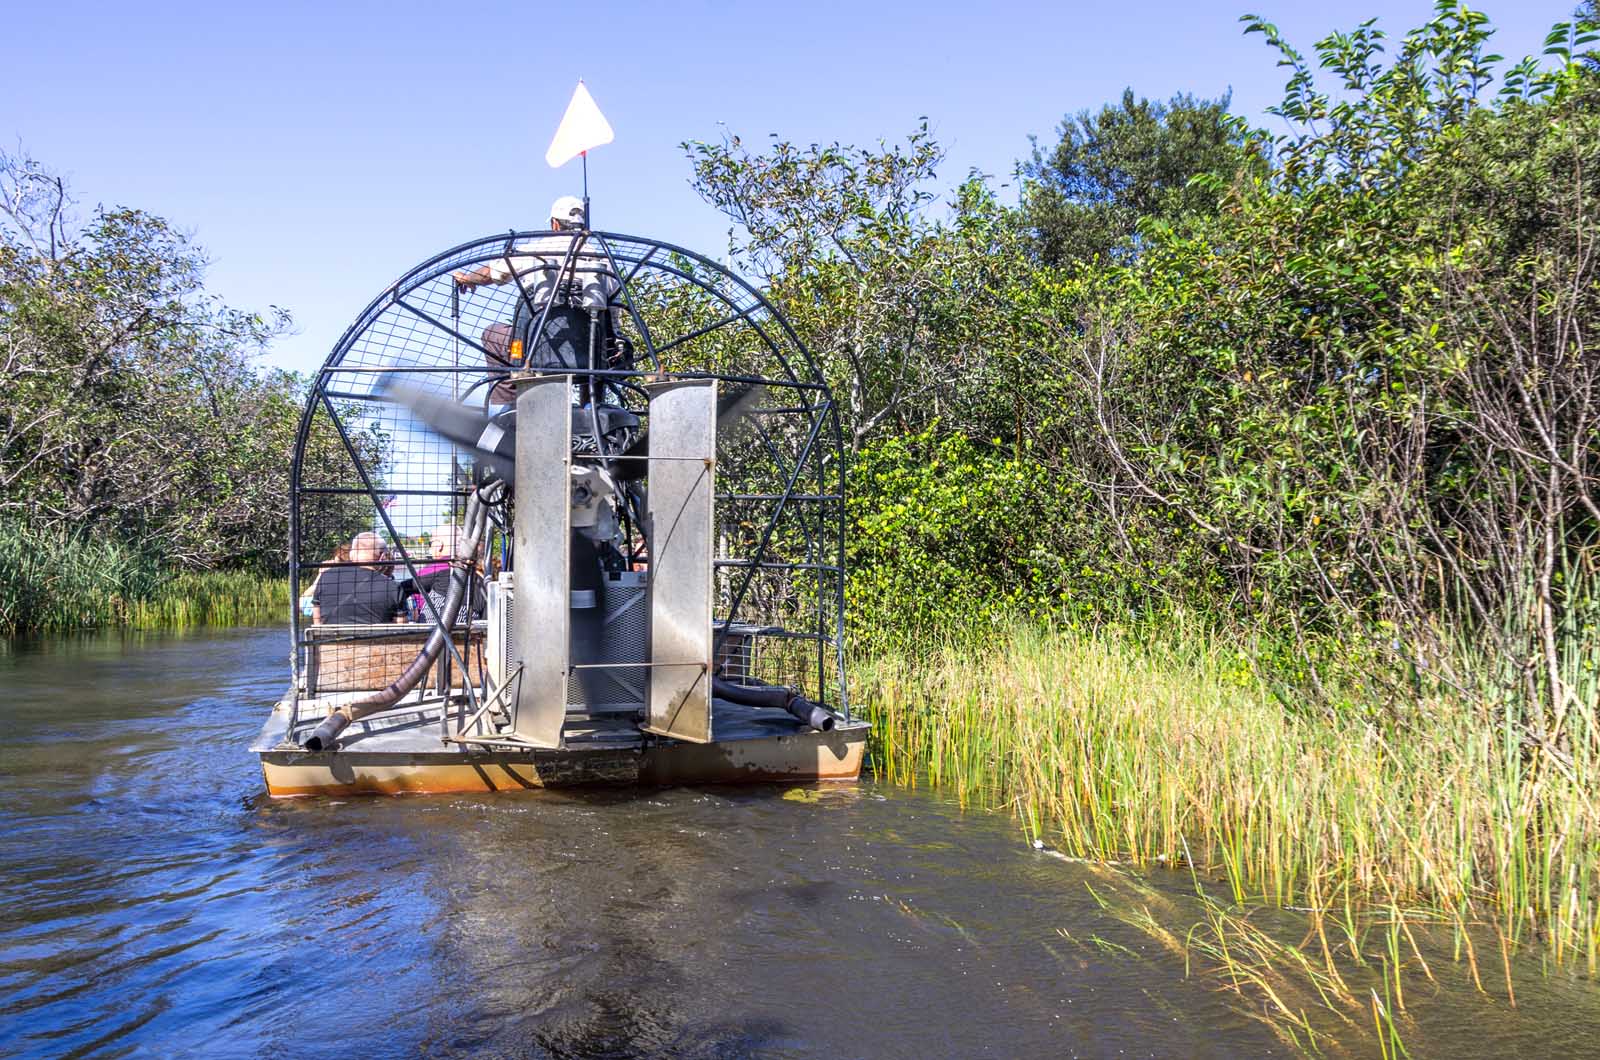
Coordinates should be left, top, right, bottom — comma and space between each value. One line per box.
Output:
0, 522, 287, 635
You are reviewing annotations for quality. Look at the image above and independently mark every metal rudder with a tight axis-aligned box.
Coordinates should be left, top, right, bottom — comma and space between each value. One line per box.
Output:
643, 379, 716, 742
509, 374, 572, 747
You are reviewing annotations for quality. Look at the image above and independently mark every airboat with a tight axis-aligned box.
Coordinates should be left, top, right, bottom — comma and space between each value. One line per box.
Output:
250, 209, 867, 795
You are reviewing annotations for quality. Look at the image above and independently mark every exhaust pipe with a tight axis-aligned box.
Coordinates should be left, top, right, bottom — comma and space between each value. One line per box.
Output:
303, 492, 490, 752
710, 676, 836, 732
302, 711, 348, 754
784, 693, 837, 733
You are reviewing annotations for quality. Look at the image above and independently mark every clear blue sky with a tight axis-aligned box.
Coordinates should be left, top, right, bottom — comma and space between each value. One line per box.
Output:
2, 0, 1570, 375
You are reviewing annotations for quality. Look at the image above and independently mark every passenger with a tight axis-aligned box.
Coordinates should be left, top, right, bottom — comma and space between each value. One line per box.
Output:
299, 542, 350, 618
311, 532, 408, 625
413, 522, 486, 626
403, 523, 457, 619
452, 196, 628, 404
417, 523, 461, 578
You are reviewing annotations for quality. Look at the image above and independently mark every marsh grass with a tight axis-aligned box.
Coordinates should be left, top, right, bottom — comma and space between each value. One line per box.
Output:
0, 521, 287, 634
857, 621, 1600, 1048
124, 570, 289, 629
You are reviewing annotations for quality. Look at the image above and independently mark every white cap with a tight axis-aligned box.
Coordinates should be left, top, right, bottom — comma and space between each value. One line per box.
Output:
550, 195, 584, 225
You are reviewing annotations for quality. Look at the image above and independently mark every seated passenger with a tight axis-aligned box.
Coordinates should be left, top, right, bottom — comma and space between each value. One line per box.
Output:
413, 522, 486, 625
416, 523, 460, 579
311, 532, 407, 625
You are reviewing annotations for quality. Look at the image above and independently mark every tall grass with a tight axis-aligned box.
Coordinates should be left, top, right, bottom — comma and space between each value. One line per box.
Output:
856, 622, 1600, 974
124, 569, 289, 629
0, 521, 287, 634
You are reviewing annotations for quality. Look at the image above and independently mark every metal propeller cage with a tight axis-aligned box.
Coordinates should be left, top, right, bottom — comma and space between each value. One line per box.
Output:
287, 230, 850, 728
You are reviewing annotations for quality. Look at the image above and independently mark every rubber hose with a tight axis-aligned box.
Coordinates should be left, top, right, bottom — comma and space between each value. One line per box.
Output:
710, 676, 836, 732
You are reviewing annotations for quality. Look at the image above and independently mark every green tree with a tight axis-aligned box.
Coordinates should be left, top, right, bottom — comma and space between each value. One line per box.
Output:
1044, 3, 1600, 721
1020, 89, 1255, 267
0, 151, 355, 571
685, 125, 1030, 452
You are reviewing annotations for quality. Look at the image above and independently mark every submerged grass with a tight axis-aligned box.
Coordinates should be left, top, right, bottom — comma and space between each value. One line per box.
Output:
856, 623, 1600, 1021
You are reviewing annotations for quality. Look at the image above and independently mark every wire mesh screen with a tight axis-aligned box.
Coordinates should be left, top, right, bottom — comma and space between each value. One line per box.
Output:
288, 230, 848, 718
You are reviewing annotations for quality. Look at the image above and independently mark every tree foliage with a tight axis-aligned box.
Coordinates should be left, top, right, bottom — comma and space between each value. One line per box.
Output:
1051, 4, 1600, 717
685, 126, 1030, 452
0, 153, 322, 569
1020, 89, 1258, 267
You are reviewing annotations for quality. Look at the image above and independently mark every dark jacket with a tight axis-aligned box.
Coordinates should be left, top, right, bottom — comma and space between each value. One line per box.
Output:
313, 566, 406, 624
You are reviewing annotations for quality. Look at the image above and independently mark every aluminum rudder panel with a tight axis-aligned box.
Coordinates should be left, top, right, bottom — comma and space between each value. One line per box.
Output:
644, 380, 716, 743
510, 374, 571, 747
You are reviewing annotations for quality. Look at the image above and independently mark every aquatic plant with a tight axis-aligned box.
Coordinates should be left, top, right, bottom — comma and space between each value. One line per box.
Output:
0, 520, 286, 634
123, 569, 289, 630
858, 618, 1600, 1001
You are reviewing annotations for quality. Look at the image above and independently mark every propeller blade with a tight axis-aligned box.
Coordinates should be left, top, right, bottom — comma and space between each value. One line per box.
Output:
609, 383, 763, 481
381, 380, 513, 464
383, 378, 765, 483
716, 383, 765, 429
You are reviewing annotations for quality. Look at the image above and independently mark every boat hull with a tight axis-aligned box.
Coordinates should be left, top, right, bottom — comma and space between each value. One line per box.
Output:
253, 695, 868, 797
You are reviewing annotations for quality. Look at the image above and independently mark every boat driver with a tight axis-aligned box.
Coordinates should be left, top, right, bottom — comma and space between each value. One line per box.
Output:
452, 196, 628, 404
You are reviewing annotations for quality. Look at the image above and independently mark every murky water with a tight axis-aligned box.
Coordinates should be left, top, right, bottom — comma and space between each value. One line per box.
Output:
0, 629, 1595, 1058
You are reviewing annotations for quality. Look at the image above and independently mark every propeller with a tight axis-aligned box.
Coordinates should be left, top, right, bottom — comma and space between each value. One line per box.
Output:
382, 378, 764, 482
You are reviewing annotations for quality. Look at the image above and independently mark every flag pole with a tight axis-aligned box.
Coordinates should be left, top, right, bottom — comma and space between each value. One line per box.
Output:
548, 79, 608, 226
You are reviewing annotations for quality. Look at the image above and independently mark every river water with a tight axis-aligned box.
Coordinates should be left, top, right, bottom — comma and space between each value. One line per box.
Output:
0, 628, 1594, 1058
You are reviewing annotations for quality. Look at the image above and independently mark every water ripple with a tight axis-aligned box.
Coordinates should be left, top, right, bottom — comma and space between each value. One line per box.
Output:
5, 628, 1587, 1058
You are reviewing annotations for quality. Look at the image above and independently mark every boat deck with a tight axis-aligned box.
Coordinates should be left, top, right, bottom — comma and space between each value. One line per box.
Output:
251, 691, 868, 796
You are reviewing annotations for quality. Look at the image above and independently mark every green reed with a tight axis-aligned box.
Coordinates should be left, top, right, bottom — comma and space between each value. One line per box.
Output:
123, 570, 289, 629
0, 521, 287, 634
856, 621, 1600, 979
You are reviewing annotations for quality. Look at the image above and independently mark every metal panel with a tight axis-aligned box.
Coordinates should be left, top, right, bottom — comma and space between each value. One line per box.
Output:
509, 375, 571, 747
567, 569, 649, 715
644, 380, 716, 743
486, 572, 515, 692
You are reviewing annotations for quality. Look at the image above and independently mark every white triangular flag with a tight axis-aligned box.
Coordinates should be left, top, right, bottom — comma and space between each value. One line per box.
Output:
545, 80, 614, 167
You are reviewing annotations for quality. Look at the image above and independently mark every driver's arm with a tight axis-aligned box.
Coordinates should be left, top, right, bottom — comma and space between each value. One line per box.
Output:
452, 265, 496, 289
